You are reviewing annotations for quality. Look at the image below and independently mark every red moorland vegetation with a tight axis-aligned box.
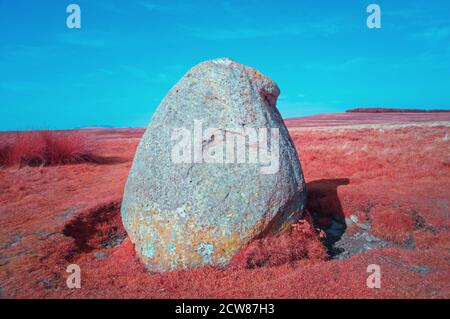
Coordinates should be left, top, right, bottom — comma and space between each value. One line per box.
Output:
0, 113, 449, 298
0, 130, 118, 168
346, 108, 450, 113
285, 111, 450, 128
229, 217, 327, 269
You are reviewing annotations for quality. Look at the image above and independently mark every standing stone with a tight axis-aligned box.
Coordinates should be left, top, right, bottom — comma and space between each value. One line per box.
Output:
121, 58, 306, 272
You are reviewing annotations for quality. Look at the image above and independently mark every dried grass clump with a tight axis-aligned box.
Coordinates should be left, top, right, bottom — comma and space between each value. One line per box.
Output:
229, 219, 327, 269
0, 130, 109, 168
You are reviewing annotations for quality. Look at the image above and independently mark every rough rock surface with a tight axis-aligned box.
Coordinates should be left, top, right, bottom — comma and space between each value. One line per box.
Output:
121, 58, 305, 272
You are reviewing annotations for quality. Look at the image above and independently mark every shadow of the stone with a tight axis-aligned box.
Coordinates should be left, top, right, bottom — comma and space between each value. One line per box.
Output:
306, 178, 350, 255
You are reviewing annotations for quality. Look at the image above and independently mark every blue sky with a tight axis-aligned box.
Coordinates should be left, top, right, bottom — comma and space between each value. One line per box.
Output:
1, 0, 449, 131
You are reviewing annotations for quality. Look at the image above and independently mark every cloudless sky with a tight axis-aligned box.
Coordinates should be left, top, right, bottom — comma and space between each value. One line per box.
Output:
1, 0, 449, 131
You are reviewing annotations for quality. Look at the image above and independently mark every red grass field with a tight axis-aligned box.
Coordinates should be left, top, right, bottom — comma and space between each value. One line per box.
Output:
0, 113, 449, 298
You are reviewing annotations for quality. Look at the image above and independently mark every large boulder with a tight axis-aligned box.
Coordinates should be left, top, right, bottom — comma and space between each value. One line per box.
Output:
121, 58, 306, 272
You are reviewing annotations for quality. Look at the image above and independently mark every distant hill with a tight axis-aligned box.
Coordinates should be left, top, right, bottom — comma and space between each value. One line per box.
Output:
346, 108, 450, 113
78, 125, 115, 129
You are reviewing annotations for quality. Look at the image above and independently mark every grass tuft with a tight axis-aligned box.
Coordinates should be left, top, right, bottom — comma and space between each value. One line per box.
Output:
0, 130, 113, 168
